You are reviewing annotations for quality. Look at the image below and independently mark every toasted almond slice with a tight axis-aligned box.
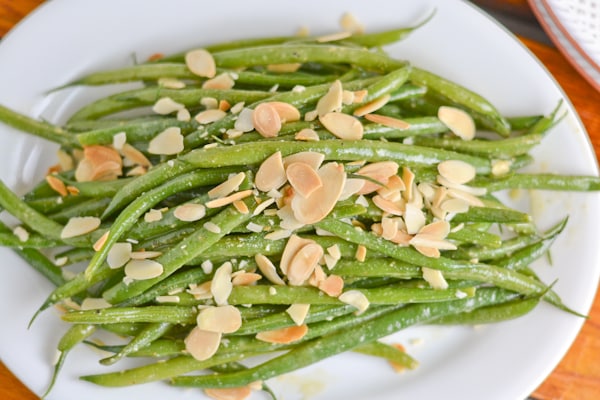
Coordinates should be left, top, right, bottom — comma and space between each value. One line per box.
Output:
402, 167, 416, 201
255, 151, 286, 192
92, 231, 109, 252
404, 203, 426, 235
372, 195, 404, 216
107, 242, 132, 269
121, 143, 152, 168
381, 217, 399, 240
267, 63, 302, 73
436, 175, 487, 196
355, 244, 367, 262
304, 109, 318, 122
211, 261, 233, 306
356, 161, 399, 194
338, 290, 369, 315
185, 49, 216, 78
339, 178, 366, 201
174, 203, 206, 222
255, 254, 286, 285
61, 216, 101, 239
204, 386, 252, 400
286, 162, 323, 198
46, 174, 68, 197
152, 97, 184, 115
318, 275, 344, 297
276, 204, 305, 231
438, 106, 475, 140
232, 272, 262, 286
205, 189, 253, 208
287, 243, 324, 286
353, 94, 391, 117
194, 109, 227, 125
341, 90, 355, 105
492, 159, 512, 176
124, 259, 164, 280
282, 151, 325, 171
197, 305, 242, 333
269, 101, 301, 123
202, 73, 235, 90
89, 161, 122, 181
144, 208, 163, 223
279, 235, 315, 276
208, 172, 246, 199
148, 127, 184, 155
158, 77, 186, 89
390, 229, 412, 245
319, 112, 363, 140
419, 220, 450, 239
74, 158, 94, 182
286, 303, 310, 326
80, 297, 112, 310
256, 325, 308, 344
363, 113, 410, 130
340, 12, 365, 33
316, 31, 352, 43
187, 281, 213, 300
201, 97, 218, 109
441, 198, 470, 214
295, 128, 320, 141
219, 99, 231, 112
316, 80, 343, 116
446, 187, 485, 207
112, 131, 127, 150
184, 327, 221, 361
57, 149, 74, 171
291, 162, 346, 224
252, 103, 282, 138
12, 226, 29, 242
410, 234, 457, 251
437, 160, 476, 185
234, 108, 255, 132
422, 267, 449, 289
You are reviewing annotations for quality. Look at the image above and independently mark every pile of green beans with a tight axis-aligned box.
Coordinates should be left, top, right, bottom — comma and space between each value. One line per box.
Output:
0, 15, 598, 399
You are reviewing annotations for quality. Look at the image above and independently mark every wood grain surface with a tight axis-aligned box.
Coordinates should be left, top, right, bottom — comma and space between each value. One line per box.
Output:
0, 1, 598, 399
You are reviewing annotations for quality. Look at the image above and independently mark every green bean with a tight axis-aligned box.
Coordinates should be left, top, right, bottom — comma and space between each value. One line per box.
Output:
100, 322, 173, 365
433, 295, 541, 325
446, 226, 502, 248
409, 67, 510, 136
48, 197, 111, 223
451, 206, 531, 224
62, 306, 197, 325
506, 115, 543, 131
363, 116, 448, 140
0, 103, 79, 147
473, 173, 600, 192
171, 288, 517, 388
354, 341, 419, 370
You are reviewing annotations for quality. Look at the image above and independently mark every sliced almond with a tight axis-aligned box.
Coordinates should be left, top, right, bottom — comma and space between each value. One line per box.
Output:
107, 242, 132, 269
340, 12, 365, 33
92, 231, 109, 251
492, 159, 512, 176
402, 167, 416, 201
185, 49, 216, 78
174, 203, 206, 222
295, 128, 320, 141
184, 327, 221, 361
422, 267, 449, 290
286, 162, 323, 198
195, 109, 227, 125
338, 290, 369, 315
205, 189, 253, 208
252, 103, 282, 138
287, 243, 324, 286
219, 100, 231, 112
255, 325, 308, 344
80, 297, 112, 310
121, 144, 152, 168
255, 151, 287, 192
316, 80, 343, 116
232, 199, 249, 214
446, 188, 485, 207
124, 259, 164, 280
438, 106, 475, 140
390, 229, 413, 245
201, 97, 219, 110
152, 97, 184, 115
12, 226, 29, 242
356, 161, 399, 194
355, 244, 367, 262
232, 272, 261, 286
286, 303, 310, 326
319, 112, 363, 140
46, 175, 67, 196
148, 127, 184, 155
279, 235, 315, 276
440, 198, 470, 214
269, 101, 301, 123
372, 195, 404, 216
282, 151, 325, 170
208, 172, 246, 199
144, 208, 163, 223
381, 217, 399, 240
291, 162, 346, 224
437, 160, 476, 185
437, 175, 487, 196
204, 386, 252, 400
158, 77, 186, 89
419, 220, 450, 239
255, 254, 286, 285
187, 281, 213, 300
410, 234, 457, 251
197, 305, 242, 333
316, 31, 352, 43
339, 178, 366, 200
353, 94, 391, 117
61, 216, 101, 239
234, 108, 255, 132
129, 251, 162, 260
318, 275, 344, 297
267, 63, 302, 73
363, 113, 410, 130
211, 261, 233, 306
202, 73, 235, 90
403, 203, 426, 234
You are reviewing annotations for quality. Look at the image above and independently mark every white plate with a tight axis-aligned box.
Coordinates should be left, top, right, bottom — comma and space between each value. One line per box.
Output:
0, 1, 599, 399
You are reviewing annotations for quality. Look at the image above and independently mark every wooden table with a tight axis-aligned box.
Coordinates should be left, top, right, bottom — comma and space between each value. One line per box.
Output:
0, 1, 599, 399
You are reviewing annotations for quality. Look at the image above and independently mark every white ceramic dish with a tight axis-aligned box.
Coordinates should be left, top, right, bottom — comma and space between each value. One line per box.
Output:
0, 1, 599, 399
